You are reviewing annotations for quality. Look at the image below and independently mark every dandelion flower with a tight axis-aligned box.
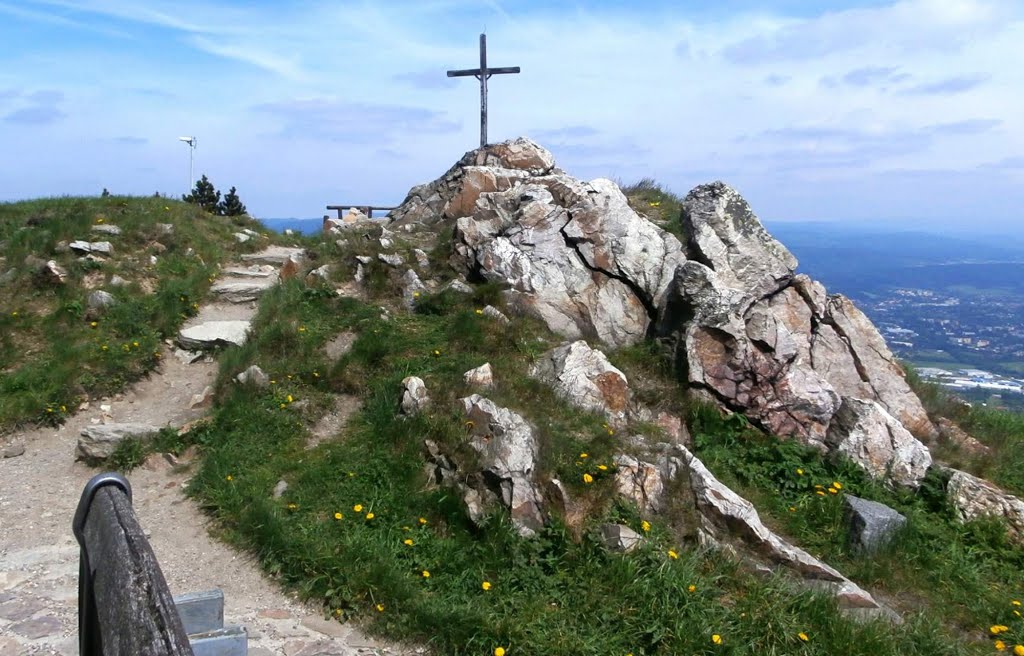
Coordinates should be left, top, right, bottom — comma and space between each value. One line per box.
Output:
582, 473, 594, 484
286, 394, 293, 403
354, 504, 363, 513
482, 581, 492, 591
641, 520, 651, 532
992, 626, 1010, 635
798, 632, 809, 642
1012, 600, 1021, 606
833, 481, 843, 490
788, 507, 796, 512
828, 487, 838, 495
494, 648, 505, 656
475, 309, 483, 315
815, 490, 826, 496
433, 349, 441, 356
598, 464, 608, 471
1014, 646, 1024, 656
421, 570, 430, 578
413, 292, 420, 298
334, 512, 343, 520
11, 311, 18, 317
994, 641, 1005, 651
226, 475, 233, 481
375, 603, 384, 612
712, 634, 722, 645
404, 539, 414, 546
687, 584, 696, 593
419, 517, 428, 525
280, 403, 286, 409
668, 550, 679, 560
580, 453, 589, 459
365, 512, 375, 520
298, 326, 306, 332
287, 503, 298, 510
796, 468, 804, 475
90, 321, 98, 328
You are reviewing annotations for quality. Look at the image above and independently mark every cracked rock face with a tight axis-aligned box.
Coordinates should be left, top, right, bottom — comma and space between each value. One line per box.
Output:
946, 468, 1024, 543
530, 341, 631, 423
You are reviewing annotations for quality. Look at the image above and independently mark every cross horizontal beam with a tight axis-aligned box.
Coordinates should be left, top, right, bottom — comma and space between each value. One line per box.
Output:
447, 66, 521, 77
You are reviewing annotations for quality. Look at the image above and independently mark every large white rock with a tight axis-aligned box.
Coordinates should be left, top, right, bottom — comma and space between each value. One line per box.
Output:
461, 394, 545, 536
463, 363, 494, 387
178, 321, 250, 349
77, 423, 162, 461
826, 398, 932, 488
530, 341, 631, 423
400, 376, 430, 415
946, 468, 1024, 543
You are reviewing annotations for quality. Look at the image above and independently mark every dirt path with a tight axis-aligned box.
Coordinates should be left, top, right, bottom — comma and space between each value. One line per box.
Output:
0, 248, 411, 656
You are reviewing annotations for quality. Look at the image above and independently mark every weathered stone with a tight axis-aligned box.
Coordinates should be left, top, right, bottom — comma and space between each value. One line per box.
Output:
77, 423, 162, 460
461, 394, 544, 536
175, 348, 204, 365
946, 468, 1024, 542
42, 259, 67, 285
9, 615, 63, 640
91, 223, 122, 235
305, 264, 331, 285
110, 274, 128, 287
400, 269, 427, 307
2, 443, 25, 458
463, 362, 494, 387
279, 253, 304, 280
400, 376, 430, 415
413, 248, 430, 268
323, 332, 356, 361
87, 290, 116, 309
937, 417, 990, 456
234, 232, 251, 243
826, 398, 932, 488
189, 385, 215, 409
445, 279, 474, 294
530, 341, 630, 422
241, 246, 305, 266
483, 305, 509, 324
236, 364, 270, 388
844, 495, 907, 554
272, 479, 289, 499
0, 596, 44, 621
178, 320, 251, 349
210, 278, 277, 303
599, 524, 644, 553
378, 253, 403, 267
70, 240, 113, 255
654, 411, 690, 445
613, 454, 667, 514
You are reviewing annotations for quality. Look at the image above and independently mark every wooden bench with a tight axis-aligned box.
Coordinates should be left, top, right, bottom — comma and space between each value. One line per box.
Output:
74, 473, 247, 655
325, 205, 396, 220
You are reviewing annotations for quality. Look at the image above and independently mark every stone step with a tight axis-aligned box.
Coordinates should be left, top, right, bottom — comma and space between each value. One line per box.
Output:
221, 266, 277, 279
178, 321, 251, 350
239, 246, 304, 266
210, 278, 277, 303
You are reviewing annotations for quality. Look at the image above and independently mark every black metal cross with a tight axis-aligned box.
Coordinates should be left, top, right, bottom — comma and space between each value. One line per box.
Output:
447, 34, 520, 148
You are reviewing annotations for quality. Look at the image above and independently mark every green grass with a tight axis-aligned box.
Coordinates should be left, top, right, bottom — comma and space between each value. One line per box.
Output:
182, 278, 1005, 655
0, 195, 273, 432
621, 178, 686, 240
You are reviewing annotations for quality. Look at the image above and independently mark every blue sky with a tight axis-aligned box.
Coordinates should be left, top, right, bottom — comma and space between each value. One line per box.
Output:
1, 0, 1022, 231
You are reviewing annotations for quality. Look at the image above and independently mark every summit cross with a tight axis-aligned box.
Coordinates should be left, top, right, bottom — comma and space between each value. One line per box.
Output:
447, 33, 520, 148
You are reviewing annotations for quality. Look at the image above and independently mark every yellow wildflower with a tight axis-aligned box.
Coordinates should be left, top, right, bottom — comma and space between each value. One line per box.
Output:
419, 517, 428, 525
597, 464, 608, 471
796, 468, 804, 475
298, 326, 306, 332
433, 349, 441, 356
1014, 646, 1024, 656
580, 453, 589, 459
712, 634, 722, 645
286, 394, 293, 403
313, 371, 320, 378
375, 603, 384, 612
413, 292, 420, 298
582, 473, 594, 484
334, 512, 343, 520
475, 309, 483, 315
641, 520, 651, 532
280, 403, 286, 409
354, 504, 363, 512
798, 632, 809, 642
494, 648, 506, 656
60, 405, 66, 412
828, 487, 838, 495
226, 475, 233, 481
365, 512, 375, 520
404, 538, 414, 546
815, 490, 826, 496
833, 481, 843, 490
11, 311, 17, 317
482, 581, 492, 591
90, 321, 97, 327
668, 550, 679, 560
101, 345, 108, 351
287, 503, 297, 510
992, 626, 1010, 635
788, 507, 796, 512
421, 570, 430, 578
995, 641, 1005, 651
1013, 600, 1022, 606
687, 584, 696, 593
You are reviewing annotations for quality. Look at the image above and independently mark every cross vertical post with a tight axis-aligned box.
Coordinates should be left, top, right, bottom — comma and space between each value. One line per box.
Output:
447, 33, 520, 148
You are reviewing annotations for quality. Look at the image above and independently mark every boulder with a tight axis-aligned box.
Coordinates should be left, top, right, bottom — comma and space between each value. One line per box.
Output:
946, 468, 1024, 543
236, 364, 270, 388
178, 321, 250, 349
826, 398, 932, 488
843, 495, 907, 554
613, 454, 669, 514
599, 524, 644, 553
77, 423, 162, 461
87, 290, 116, 310
463, 362, 494, 387
400, 376, 430, 415
2, 443, 25, 458
461, 394, 545, 536
530, 341, 631, 423
445, 279, 474, 294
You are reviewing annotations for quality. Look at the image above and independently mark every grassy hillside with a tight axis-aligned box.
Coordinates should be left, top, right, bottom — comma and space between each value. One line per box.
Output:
0, 195, 272, 432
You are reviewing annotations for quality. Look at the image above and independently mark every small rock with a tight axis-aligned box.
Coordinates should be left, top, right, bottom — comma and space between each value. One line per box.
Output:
42, 259, 67, 285
157, 223, 174, 234
90, 241, 113, 255
305, 264, 331, 285
272, 479, 289, 499
1, 444, 25, 459
175, 349, 204, 365
400, 269, 426, 307
284, 229, 295, 236
483, 305, 510, 324
355, 255, 373, 264
91, 224, 122, 235
300, 616, 347, 638
413, 248, 430, 268
378, 253, 403, 267
600, 524, 644, 553
150, 255, 158, 265
149, 242, 167, 254
400, 376, 430, 415
189, 385, 214, 409
445, 279, 474, 294
530, 340, 631, 422
109, 274, 128, 287
279, 253, 304, 280
53, 240, 70, 253
234, 232, 251, 243
237, 364, 270, 388
463, 363, 494, 387
87, 290, 116, 310
323, 332, 356, 361
844, 495, 907, 554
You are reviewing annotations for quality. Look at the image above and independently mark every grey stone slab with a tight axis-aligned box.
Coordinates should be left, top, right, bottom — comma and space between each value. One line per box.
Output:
10, 615, 63, 639
189, 625, 247, 656
844, 494, 907, 554
174, 589, 224, 635
0, 596, 45, 621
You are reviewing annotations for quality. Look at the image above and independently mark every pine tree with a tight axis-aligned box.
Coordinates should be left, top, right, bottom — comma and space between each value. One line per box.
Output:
183, 174, 221, 213
219, 186, 247, 217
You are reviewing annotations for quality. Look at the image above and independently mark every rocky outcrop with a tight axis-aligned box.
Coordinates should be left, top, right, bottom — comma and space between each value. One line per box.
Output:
826, 399, 932, 488
946, 468, 1024, 543
460, 395, 545, 536
530, 341, 631, 423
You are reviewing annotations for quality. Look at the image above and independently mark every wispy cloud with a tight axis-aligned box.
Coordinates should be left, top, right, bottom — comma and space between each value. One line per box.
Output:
4, 105, 66, 125
901, 73, 990, 95
393, 70, 458, 90
530, 125, 600, 141
253, 98, 461, 144
820, 66, 911, 88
